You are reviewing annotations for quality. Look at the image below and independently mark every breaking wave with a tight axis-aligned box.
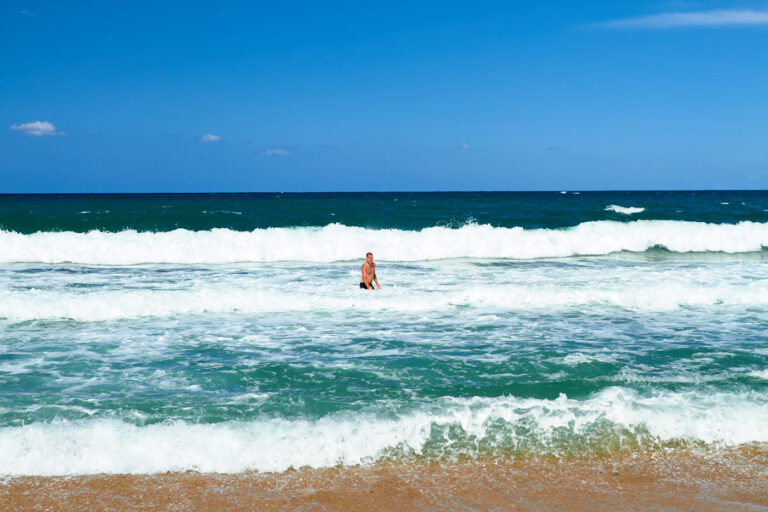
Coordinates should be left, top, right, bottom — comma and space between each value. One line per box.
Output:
3, 280, 768, 321
605, 204, 645, 215
1, 387, 766, 476
1, 220, 768, 264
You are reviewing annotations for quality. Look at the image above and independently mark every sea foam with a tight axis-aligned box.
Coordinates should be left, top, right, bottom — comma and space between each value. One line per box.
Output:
605, 205, 645, 215
3, 279, 768, 321
1, 387, 766, 476
1, 220, 767, 264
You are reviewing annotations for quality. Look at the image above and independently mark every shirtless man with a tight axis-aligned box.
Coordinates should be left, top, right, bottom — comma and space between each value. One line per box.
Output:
360, 252, 382, 290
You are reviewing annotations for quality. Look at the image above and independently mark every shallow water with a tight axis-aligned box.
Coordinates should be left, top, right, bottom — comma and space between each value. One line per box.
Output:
1, 191, 767, 475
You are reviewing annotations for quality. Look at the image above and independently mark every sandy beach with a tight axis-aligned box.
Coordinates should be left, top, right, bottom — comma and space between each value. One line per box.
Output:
3, 447, 767, 511
6, 0, 768, 508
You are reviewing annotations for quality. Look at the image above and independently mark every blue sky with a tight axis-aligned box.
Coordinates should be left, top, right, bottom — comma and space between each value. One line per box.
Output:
2, 1, 767, 192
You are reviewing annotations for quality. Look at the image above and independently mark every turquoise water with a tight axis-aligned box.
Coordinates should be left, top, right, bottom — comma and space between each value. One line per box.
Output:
1, 192, 768, 475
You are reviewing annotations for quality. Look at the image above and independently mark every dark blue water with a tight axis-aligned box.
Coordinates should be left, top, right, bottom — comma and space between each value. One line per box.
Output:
1, 190, 767, 233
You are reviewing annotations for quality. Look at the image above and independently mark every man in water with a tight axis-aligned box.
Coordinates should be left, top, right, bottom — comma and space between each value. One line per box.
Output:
360, 252, 382, 290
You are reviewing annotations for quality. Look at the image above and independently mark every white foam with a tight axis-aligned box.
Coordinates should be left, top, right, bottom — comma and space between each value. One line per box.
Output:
1, 220, 767, 264
0, 387, 765, 476
605, 205, 645, 215
748, 369, 768, 380
2, 278, 768, 321
558, 352, 618, 366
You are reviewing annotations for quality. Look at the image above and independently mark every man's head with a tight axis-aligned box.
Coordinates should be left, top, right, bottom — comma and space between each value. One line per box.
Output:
366, 252, 373, 263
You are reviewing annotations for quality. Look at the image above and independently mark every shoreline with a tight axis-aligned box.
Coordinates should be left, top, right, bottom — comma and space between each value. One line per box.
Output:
3, 447, 767, 511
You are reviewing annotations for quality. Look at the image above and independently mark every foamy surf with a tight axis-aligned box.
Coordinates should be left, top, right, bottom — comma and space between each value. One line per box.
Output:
2, 192, 767, 486
1, 219, 768, 264
3, 279, 768, 321
605, 204, 645, 215
0, 387, 765, 476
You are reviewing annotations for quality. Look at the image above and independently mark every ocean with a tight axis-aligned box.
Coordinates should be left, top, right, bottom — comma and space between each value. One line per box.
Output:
1, 191, 768, 476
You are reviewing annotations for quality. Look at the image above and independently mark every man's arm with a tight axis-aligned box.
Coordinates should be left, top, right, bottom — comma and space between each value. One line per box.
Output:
373, 272, 381, 289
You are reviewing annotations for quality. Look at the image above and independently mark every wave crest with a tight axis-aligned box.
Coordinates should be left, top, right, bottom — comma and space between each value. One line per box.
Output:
1, 220, 767, 264
605, 204, 645, 215
4, 280, 768, 321
1, 388, 765, 475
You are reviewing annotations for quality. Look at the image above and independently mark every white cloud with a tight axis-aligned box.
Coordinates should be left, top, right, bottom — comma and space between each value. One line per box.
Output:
459, 143, 472, 150
9, 121, 64, 136
200, 133, 221, 142
260, 148, 293, 156
595, 9, 768, 29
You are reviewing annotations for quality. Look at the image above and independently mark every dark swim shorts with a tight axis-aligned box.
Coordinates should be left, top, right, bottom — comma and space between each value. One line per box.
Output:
360, 282, 373, 289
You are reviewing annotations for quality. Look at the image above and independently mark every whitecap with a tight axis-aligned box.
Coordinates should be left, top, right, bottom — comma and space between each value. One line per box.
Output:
0, 220, 767, 264
605, 205, 645, 215
1, 387, 766, 476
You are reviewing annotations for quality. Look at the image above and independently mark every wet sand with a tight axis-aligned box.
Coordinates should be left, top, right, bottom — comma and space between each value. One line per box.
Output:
3, 447, 767, 511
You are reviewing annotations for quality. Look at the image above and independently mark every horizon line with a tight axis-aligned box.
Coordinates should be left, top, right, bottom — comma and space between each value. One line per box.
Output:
0, 189, 766, 195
